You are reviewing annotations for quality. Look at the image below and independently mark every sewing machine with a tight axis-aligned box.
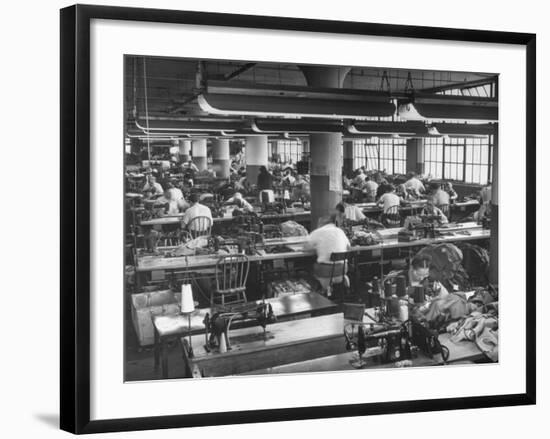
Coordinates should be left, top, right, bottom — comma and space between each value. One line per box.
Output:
201, 301, 276, 354
398, 221, 436, 242
180, 313, 348, 377
344, 321, 412, 367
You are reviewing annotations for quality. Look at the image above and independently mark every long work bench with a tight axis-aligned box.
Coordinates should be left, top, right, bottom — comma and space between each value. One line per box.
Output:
137, 199, 479, 228
136, 222, 489, 273
244, 307, 486, 375
180, 305, 486, 378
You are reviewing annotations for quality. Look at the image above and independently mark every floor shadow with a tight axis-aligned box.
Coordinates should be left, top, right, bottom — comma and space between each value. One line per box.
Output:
34, 413, 59, 429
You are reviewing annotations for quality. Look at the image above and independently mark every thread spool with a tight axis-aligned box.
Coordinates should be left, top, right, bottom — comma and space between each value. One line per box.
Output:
413, 286, 425, 304
180, 284, 195, 313
395, 276, 407, 297
384, 280, 394, 298
399, 300, 409, 321
218, 333, 227, 353
388, 297, 400, 317
372, 277, 380, 295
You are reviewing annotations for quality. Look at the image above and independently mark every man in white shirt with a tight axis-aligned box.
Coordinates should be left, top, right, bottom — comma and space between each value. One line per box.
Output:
377, 186, 402, 213
181, 193, 213, 232
305, 216, 351, 296
404, 172, 425, 196
306, 216, 351, 264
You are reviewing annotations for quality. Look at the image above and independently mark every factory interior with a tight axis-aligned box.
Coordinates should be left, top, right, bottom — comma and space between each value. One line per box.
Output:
124, 56, 499, 380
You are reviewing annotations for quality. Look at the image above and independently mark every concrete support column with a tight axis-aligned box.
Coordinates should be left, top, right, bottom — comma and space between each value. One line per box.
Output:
300, 66, 350, 228
178, 139, 191, 162
489, 127, 498, 284
343, 140, 354, 178
406, 138, 424, 175
310, 133, 343, 227
191, 139, 207, 171
246, 135, 268, 184
212, 138, 230, 179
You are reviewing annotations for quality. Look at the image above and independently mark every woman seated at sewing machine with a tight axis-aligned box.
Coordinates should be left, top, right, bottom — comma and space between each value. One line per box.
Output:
422, 201, 449, 224
224, 191, 254, 213
385, 254, 433, 288
334, 199, 366, 227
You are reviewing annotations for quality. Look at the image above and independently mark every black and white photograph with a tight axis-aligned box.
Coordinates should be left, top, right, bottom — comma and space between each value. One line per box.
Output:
124, 56, 500, 381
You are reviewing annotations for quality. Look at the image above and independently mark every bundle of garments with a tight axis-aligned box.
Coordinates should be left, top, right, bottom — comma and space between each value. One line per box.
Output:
416, 286, 499, 362
280, 220, 308, 237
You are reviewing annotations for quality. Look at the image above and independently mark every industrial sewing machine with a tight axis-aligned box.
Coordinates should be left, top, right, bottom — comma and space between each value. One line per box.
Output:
398, 217, 437, 242
202, 302, 276, 353
343, 316, 449, 367
344, 321, 411, 367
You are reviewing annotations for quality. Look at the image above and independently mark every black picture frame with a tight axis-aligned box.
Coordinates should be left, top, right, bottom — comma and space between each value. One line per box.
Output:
60, 4, 536, 434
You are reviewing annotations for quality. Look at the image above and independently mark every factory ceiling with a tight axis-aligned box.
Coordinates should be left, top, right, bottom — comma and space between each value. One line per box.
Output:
125, 56, 498, 140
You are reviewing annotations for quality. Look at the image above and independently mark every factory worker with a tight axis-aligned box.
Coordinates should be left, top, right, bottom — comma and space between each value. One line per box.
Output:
362, 175, 378, 202
142, 175, 164, 196
404, 172, 425, 196
257, 166, 274, 190
181, 193, 213, 232
422, 201, 449, 224
225, 192, 254, 212
377, 185, 402, 213
353, 169, 367, 186
444, 182, 458, 202
182, 160, 199, 173
335, 199, 366, 224
304, 215, 351, 297
429, 182, 450, 207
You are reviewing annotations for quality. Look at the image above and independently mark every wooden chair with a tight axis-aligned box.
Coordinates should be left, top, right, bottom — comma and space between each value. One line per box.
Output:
211, 254, 250, 312
328, 251, 353, 301
186, 215, 212, 240
439, 203, 451, 220
381, 205, 402, 227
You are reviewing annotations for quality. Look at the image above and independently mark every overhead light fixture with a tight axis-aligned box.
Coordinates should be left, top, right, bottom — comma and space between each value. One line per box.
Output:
197, 93, 395, 119
252, 118, 343, 133
135, 119, 239, 133
348, 121, 439, 137
397, 94, 498, 121
432, 122, 496, 136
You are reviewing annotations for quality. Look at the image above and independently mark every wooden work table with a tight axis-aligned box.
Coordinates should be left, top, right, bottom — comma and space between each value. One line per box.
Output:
181, 313, 348, 378
243, 332, 485, 376
136, 222, 489, 273
153, 292, 337, 378
180, 305, 486, 378
243, 310, 486, 375
137, 200, 478, 227
139, 209, 311, 227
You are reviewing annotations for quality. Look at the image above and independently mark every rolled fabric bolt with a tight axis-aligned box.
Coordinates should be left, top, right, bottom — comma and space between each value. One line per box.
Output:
399, 300, 409, 321
180, 284, 195, 313
388, 297, 400, 317
218, 333, 227, 353
395, 276, 407, 297
414, 286, 425, 304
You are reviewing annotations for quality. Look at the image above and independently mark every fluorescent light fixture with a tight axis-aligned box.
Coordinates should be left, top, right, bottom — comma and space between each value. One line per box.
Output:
198, 93, 395, 119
